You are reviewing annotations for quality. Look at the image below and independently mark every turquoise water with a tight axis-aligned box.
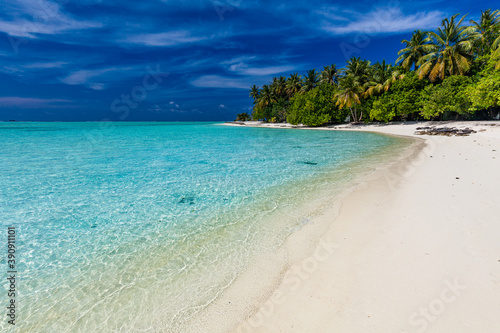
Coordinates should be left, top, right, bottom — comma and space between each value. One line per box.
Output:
0, 122, 408, 332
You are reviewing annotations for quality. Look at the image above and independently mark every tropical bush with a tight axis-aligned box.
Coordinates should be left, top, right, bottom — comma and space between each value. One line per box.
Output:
370, 72, 430, 122
420, 76, 474, 119
467, 70, 500, 118
287, 84, 344, 126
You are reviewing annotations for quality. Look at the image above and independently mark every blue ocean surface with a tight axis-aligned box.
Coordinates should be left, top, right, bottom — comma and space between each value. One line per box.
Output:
0, 122, 410, 332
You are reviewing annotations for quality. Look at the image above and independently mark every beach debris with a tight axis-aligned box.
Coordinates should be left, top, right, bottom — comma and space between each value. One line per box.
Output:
415, 126, 476, 136
300, 161, 318, 165
456, 177, 460, 179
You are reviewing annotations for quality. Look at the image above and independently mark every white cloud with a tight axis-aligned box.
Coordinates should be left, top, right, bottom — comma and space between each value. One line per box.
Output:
313, 7, 350, 22
0, 66, 23, 74
123, 31, 207, 47
191, 75, 251, 89
218, 104, 226, 109
24, 61, 67, 69
220, 55, 259, 65
0, 97, 72, 108
88, 83, 106, 90
59, 68, 112, 85
169, 101, 175, 104
59, 66, 136, 90
321, 7, 443, 35
228, 64, 296, 76
0, 0, 101, 38
221, 55, 298, 77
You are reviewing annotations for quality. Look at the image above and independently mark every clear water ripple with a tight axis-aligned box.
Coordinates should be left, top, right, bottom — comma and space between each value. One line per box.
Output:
0, 122, 410, 332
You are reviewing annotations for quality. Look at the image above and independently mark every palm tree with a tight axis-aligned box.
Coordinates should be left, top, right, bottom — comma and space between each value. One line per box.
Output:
344, 57, 371, 85
249, 85, 260, 104
492, 35, 500, 69
275, 76, 288, 99
335, 74, 365, 123
470, 9, 500, 56
235, 112, 251, 121
286, 73, 303, 97
365, 60, 405, 97
301, 69, 319, 93
396, 30, 432, 71
257, 84, 275, 108
320, 65, 339, 85
417, 14, 479, 82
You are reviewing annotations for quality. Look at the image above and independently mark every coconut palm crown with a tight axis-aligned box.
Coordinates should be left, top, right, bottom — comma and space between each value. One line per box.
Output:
396, 30, 432, 71
470, 9, 500, 56
417, 14, 479, 82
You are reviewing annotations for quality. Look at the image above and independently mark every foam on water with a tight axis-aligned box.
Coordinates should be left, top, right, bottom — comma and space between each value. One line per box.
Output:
0, 122, 411, 332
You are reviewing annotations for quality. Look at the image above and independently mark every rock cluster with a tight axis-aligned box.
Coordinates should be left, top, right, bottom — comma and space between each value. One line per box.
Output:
415, 127, 477, 136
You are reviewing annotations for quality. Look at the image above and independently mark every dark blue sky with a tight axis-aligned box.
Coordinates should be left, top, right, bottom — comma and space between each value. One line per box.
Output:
0, 0, 495, 121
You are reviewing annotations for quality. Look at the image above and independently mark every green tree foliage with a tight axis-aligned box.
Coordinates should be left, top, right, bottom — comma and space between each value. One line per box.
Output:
286, 73, 303, 96
420, 75, 474, 119
470, 9, 500, 56
333, 57, 375, 123
235, 112, 251, 121
397, 30, 432, 71
466, 70, 500, 117
258, 84, 275, 108
365, 60, 405, 97
288, 84, 344, 126
493, 36, 500, 69
301, 69, 320, 93
320, 65, 339, 85
344, 57, 371, 85
370, 95, 397, 123
370, 72, 430, 122
270, 98, 289, 122
335, 74, 365, 123
249, 85, 260, 102
246, 9, 500, 124
251, 105, 272, 121
418, 14, 478, 82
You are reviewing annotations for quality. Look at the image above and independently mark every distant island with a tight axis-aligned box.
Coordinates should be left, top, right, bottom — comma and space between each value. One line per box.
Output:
240, 9, 500, 126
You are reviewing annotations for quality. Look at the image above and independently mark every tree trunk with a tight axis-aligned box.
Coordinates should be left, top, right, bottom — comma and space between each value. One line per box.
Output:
349, 107, 355, 122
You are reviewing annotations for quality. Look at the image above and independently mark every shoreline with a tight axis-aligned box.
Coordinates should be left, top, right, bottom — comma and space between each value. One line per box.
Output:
224, 121, 500, 332
179, 125, 419, 333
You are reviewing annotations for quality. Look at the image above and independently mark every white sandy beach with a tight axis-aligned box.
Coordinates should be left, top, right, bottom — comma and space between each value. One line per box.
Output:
227, 121, 500, 333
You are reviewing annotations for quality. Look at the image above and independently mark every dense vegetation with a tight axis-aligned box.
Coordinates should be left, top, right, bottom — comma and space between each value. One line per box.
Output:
247, 9, 500, 126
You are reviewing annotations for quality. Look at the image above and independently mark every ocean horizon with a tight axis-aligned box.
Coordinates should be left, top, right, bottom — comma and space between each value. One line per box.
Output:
0, 122, 410, 332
